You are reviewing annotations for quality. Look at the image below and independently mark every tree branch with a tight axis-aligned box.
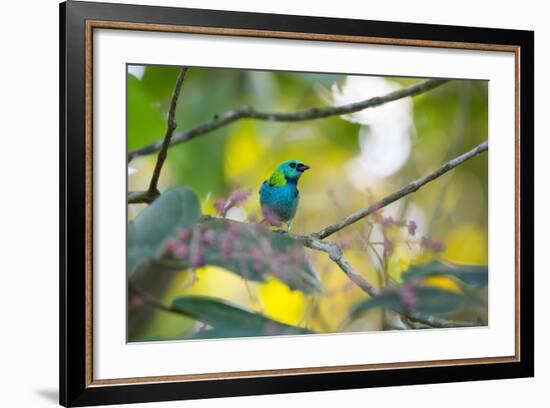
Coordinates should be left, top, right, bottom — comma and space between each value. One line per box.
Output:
292, 234, 476, 328
127, 78, 449, 161
313, 140, 488, 239
297, 234, 380, 297
127, 190, 162, 205
147, 68, 188, 199
129, 68, 188, 204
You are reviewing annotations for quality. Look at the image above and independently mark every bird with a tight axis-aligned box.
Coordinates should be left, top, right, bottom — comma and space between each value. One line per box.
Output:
259, 160, 310, 230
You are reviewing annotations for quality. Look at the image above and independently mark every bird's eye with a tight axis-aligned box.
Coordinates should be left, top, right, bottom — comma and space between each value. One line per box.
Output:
290, 162, 296, 168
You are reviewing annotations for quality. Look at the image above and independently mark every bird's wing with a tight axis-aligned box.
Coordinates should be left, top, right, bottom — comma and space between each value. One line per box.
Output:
259, 180, 268, 194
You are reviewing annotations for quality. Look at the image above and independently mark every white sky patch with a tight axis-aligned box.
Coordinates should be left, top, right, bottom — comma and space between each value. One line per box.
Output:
330, 76, 415, 187
128, 64, 146, 80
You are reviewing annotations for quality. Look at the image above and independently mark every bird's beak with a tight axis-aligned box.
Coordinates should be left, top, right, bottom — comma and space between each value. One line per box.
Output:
297, 163, 310, 173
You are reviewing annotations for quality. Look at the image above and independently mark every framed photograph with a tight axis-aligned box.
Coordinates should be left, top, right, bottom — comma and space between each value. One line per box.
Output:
60, 1, 534, 406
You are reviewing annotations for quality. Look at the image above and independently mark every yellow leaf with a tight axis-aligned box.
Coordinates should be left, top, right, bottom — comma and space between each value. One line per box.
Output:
443, 224, 488, 264
422, 275, 463, 294
258, 277, 307, 325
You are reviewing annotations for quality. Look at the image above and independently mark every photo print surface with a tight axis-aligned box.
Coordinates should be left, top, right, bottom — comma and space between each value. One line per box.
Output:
126, 64, 488, 343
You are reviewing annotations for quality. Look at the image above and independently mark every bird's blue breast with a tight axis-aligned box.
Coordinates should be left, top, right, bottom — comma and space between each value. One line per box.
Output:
259, 181, 300, 222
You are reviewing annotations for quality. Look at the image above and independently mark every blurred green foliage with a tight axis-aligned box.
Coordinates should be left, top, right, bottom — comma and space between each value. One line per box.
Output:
127, 65, 488, 342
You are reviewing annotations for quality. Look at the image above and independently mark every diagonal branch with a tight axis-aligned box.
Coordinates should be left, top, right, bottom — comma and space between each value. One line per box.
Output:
293, 234, 476, 328
128, 68, 188, 204
298, 234, 380, 297
313, 140, 488, 239
148, 68, 188, 194
294, 141, 489, 328
127, 78, 449, 161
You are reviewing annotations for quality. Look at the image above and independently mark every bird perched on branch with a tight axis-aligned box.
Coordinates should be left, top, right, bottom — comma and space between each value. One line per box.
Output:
259, 160, 310, 230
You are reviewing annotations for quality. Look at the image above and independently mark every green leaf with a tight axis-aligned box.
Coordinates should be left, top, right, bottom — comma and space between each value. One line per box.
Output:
127, 188, 202, 276
127, 73, 166, 150
197, 218, 324, 294
171, 295, 312, 338
350, 286, 469, 318
401, 260, 488, 288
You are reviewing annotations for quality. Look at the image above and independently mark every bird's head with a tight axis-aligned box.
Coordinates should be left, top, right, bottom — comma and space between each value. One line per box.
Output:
276, 160, 310, 182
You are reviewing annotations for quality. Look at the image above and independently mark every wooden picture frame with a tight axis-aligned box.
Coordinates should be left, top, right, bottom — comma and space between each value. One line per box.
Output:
60, 1, 534, 406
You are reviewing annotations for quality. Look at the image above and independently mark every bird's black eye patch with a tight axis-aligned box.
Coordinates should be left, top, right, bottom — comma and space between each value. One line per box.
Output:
290, 162, 296, 168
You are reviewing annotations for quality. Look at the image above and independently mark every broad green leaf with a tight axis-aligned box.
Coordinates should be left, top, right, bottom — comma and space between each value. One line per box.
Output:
127, 188, 202, 276
402, 260, 488, 288
127, 73, 166, 150
171, 295, 312, 338
196, 218, 324, 294
350, 286, 469, 318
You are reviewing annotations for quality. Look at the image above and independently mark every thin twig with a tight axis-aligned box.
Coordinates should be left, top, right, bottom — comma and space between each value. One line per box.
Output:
292, 234, 474, 328
128, 78, 449, 161
130, 68, 189, 204
128, 190, 160, 205
296, 234, 380, 297
313, 140, 488, 239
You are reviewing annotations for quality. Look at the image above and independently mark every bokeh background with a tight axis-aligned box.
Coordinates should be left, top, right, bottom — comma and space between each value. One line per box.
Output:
127, 64, 488, 342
